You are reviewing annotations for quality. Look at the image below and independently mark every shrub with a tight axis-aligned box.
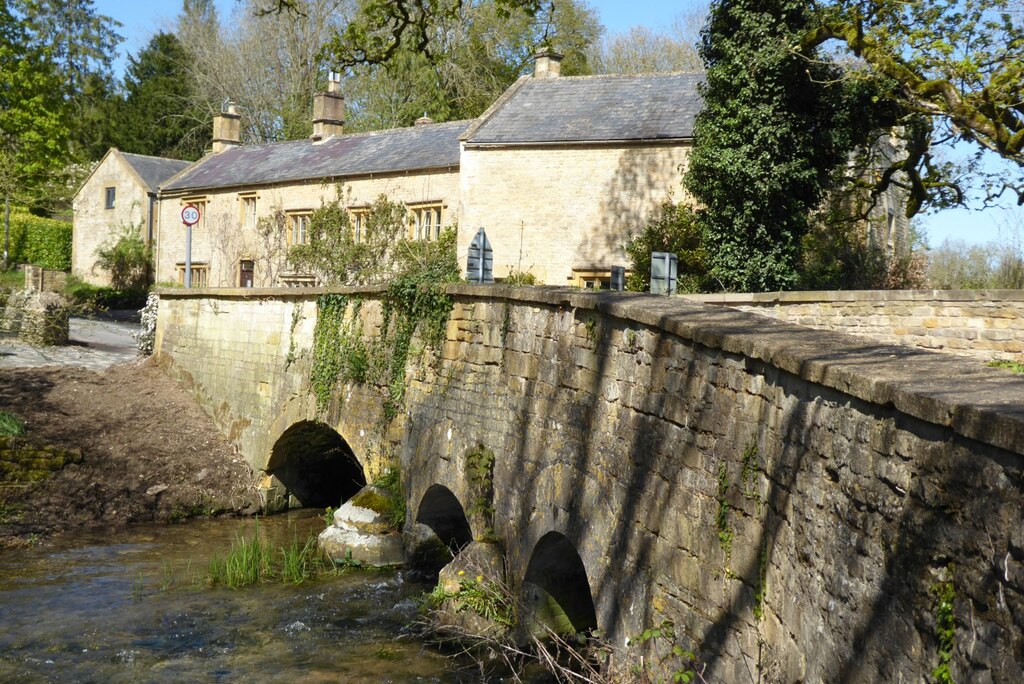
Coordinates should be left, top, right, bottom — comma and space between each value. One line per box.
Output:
93, 228, 152, 291
624, 203, 710, 293
132, 293, 159, 355
5, 211, 72, 270
63, 276, 149, 311
927, 239, 1024, 290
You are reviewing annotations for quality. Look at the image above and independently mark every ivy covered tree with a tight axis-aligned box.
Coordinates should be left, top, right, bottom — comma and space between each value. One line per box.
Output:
685, 1, 843, 290
684, 0, 911, 292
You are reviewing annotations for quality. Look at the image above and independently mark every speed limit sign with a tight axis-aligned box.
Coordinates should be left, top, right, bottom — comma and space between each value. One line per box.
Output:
181, 204, 201, 226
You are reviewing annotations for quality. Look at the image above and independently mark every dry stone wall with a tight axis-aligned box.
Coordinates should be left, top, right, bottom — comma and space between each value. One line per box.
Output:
684, 289, 1024, 359
156, 285, 1024, 682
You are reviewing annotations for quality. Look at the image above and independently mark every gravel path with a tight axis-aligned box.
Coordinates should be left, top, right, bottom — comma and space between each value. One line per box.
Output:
0, 316, 140, 370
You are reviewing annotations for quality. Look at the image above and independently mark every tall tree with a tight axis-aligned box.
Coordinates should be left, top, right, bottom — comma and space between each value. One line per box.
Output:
684, 0, 899, 291
178, 0, 350, 144
119, 32, 207, 160
342, 0, 601, 130
589, 20, 703, 75
802, 0, 1024, 206
11, 0, 122, 162
0, 5, 69, 263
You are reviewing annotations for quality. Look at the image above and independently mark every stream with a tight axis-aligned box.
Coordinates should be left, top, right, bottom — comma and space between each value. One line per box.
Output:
0, 511, 466, 683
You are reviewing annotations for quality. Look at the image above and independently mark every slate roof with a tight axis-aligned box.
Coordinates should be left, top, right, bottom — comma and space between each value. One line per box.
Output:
161, 120, 469, 193
120, 152, 192, 193
464, 73, 705, 145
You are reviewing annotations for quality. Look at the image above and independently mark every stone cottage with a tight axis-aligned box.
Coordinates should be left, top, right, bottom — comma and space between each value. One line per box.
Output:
76, 51, 907, 289
460, 54, 703, 287
155, 85, 465, 288
72, 148, 191, 285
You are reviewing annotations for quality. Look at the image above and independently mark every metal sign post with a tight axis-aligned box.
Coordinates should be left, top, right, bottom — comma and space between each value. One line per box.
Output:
181, 204, 201, 288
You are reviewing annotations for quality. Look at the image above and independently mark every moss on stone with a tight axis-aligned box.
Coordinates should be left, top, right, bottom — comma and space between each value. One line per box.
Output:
349, 487, 390, 515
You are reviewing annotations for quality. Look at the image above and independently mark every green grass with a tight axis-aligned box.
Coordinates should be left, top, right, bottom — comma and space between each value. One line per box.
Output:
0, 269, 23, 289
280, 535, 329, 584
207, 520, 272, 588
0, 411, 26, 437
988, 359, 1024, 374
205, 520, 337, 589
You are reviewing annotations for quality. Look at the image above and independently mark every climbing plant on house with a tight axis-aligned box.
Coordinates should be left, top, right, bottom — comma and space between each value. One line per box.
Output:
299, 193, 460, 419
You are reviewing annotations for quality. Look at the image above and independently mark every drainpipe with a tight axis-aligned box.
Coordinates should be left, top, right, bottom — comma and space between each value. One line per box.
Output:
147, 193, 155, 244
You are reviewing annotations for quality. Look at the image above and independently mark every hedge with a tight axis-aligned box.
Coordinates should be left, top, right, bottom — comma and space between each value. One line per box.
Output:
5, 211, 72, 271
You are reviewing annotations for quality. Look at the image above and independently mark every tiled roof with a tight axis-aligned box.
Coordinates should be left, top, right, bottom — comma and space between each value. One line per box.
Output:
161, 121, 470, 193
120, 153, 192, 192
464, 73, 705, 145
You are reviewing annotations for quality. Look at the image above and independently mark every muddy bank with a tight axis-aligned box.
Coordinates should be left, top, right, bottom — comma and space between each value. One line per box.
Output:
0, 360, 262, 547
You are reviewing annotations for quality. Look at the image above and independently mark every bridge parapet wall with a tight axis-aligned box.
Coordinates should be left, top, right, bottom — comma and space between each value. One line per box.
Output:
684, 289, 1024, 359
156, 285, 1024, 682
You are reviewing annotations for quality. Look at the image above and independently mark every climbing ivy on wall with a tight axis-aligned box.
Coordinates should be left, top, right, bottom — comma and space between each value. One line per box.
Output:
308, 251, 458, 419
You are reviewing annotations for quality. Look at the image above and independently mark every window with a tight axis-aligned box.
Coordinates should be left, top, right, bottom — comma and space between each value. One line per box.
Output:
408, 203, 444, 241
571, 269, 614, 290
176, 262, 209, 287
240, 194, 257, 228
104, 187, 116, 209
350, 208, 368, 243
239, 259, 255, 288
287, 212, 312, 245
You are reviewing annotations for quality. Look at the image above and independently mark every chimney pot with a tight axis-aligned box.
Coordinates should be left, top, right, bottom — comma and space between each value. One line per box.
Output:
533, 46, 563, 79
414, 114, 434, 127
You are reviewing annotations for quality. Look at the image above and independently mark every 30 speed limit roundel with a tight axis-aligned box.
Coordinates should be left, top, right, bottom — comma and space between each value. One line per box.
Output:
181, 204, 201, 226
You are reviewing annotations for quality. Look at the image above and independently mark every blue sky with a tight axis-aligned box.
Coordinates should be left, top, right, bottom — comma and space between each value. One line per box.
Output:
92, 0, 1017, 247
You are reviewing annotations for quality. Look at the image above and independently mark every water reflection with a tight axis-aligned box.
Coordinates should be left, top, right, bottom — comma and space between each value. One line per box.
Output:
0, 512, 457, 683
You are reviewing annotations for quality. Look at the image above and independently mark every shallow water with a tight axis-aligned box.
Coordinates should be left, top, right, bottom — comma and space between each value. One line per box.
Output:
0, 512, 462, 683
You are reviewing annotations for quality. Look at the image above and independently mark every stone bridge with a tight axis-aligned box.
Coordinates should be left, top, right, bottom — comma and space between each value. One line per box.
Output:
154, 285, 1024, 682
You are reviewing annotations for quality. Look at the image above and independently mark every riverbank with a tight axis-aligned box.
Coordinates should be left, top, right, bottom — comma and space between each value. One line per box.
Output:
0, 360, 262, 547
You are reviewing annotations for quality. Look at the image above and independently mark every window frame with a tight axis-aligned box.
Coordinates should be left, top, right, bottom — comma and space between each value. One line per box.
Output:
181, 196, 208, 229
286, 210, 313, 246
406, 202, 444, 242
104, 186, 116, 210
175, 261, 209, 288
239, 193, 258, 229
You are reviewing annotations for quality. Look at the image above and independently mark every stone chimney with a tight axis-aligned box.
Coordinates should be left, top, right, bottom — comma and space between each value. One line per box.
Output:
533, 47, 563, 79
311, 76, 345, 141
211, 101, 241, 153
414, 114, 434, 127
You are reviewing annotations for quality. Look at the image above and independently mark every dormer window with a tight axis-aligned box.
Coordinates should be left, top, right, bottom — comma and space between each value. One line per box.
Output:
105, 187, 115, 209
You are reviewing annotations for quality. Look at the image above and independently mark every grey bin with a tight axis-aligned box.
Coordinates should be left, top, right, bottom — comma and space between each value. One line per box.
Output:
650, 252, 678, 295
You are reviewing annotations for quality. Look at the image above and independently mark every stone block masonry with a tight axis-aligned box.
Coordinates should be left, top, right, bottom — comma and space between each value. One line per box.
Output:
684, 289, 1024, 359
156, 285, 1024, 682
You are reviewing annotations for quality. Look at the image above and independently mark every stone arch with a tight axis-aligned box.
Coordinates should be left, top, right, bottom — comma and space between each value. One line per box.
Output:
522, 531, 598, 635
416, 484, 474, 553
266, 421, 365, 509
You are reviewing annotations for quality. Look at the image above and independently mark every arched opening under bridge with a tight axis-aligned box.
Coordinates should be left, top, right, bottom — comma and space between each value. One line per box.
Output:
522, 531, 598, 636
413, 484, 474, 571
267, 421, 365, 509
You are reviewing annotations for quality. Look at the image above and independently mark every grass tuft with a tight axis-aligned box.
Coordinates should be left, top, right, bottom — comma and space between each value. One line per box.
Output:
0, 411, 26, 437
